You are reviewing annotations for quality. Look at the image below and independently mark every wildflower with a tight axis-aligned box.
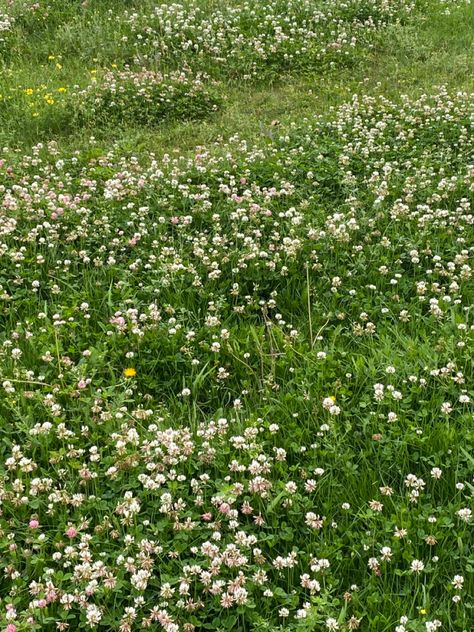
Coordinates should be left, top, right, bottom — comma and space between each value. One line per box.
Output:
369, 500, 383, 512
86, 604, 102, 627
394, 526, 407, 538
123, 368, 137, 378
410, 560, 425, 574
456, 508, 472, 522
305, 512, 324, 529
380, 546, 392, 561
452, 575, 464, 589
368, 557, 380, 572
441, 402, 452, 415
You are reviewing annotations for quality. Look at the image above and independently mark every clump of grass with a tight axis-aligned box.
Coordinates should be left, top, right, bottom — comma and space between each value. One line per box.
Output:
76, 68, 222, 127
0, 68, 221, 143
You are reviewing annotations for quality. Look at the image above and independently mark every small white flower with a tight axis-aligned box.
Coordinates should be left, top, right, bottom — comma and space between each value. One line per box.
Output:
441, 401, 452, 415
410, 559, 425, 573
457, 508, 472, 522
452, 575, 464, 590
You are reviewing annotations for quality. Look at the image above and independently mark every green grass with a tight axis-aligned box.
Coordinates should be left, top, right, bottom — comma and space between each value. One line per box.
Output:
0, 0, 473, 631
2, 2, 474, 150
117, 3, 474, 155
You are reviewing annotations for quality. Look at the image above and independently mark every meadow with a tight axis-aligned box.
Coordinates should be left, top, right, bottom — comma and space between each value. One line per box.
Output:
0, 0, 473, 631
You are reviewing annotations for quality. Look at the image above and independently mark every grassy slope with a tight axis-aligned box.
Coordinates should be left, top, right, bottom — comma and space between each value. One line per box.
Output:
1, 3, 474, 151
0, 2, 473, 631
127, 4, 474, 154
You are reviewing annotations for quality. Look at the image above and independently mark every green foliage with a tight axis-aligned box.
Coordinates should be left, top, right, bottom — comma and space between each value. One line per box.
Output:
0, 0, 473, 631
0, 87, 473, 629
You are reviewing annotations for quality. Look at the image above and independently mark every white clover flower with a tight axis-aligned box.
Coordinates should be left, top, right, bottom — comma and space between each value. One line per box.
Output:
452, 575, 464, 589
86, 604, 102, 627
410, 559, 425, 573
456, 508, 472, 522
441, 402, 452, 415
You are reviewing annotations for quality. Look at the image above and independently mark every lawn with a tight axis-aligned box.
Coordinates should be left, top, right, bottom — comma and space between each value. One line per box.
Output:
0, 1, 473, 631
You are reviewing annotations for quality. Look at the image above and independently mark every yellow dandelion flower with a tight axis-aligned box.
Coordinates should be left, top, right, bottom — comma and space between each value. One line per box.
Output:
329, 395, 336, 402
419, 609, 427, 615
123, 368, 137, 378
57, 87, 67, 93
24, 88, 34, 96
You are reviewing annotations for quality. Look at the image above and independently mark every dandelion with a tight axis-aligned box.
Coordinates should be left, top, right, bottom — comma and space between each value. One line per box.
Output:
123, 368, 137, 378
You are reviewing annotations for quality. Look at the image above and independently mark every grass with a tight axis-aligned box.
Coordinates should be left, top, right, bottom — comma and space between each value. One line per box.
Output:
2, 2, 474, 151
0, 0, 473, 631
